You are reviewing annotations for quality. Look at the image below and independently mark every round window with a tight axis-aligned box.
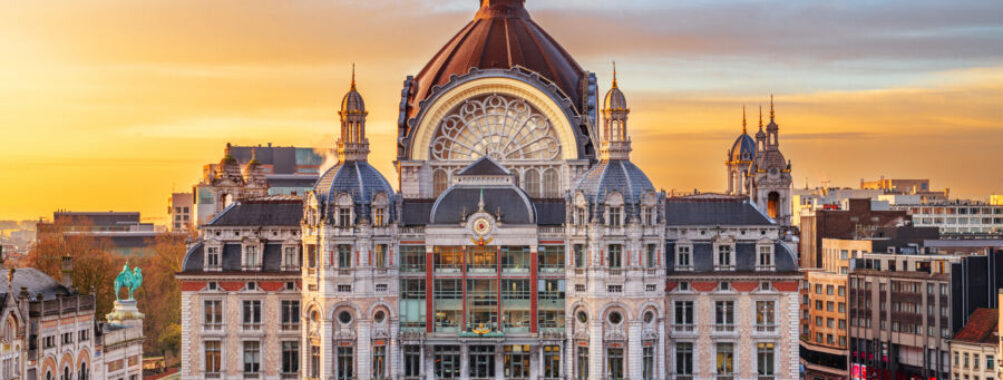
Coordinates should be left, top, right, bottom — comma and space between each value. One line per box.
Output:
608, 311, 622, 324
338, 311, 352, 324
643, 311, 654, 323
577, 311, 588, 323
374, 310, 386, 323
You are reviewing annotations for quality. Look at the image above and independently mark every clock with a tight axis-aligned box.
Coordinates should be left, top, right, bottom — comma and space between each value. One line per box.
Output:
472, 216, 492, 236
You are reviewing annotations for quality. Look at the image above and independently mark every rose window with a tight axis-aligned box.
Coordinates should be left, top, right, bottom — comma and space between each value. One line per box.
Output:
430, 94, 561, 161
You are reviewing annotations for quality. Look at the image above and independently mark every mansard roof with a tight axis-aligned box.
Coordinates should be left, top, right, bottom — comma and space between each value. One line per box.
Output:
665, 198, 773, 226
430, 186, 535, 225
0, 268, 72, 300
181, 242, 298, 273
665, 241, 798, 273
206, 198, 303, 227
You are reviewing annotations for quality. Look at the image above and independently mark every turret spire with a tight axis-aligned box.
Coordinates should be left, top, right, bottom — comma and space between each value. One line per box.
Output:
611, 60, 618, 89
769, 93, 775, 120
350, 63, 357, 91
759, 105, 763, 129
742, 105, 747, 134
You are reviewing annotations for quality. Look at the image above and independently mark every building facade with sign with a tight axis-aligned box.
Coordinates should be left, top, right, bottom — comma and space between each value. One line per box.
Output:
178, 0, 800, 379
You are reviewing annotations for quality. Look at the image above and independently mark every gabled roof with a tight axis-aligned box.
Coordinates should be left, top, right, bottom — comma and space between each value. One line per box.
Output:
456, 156, 510, 176
953, 308, 998, 344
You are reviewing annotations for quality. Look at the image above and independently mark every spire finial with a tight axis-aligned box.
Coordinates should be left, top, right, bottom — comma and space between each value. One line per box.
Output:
769, 93, 775, 120
611, 60, 618, 89
350, 63, 357, 90
742, 105, 747, 134
758, 105, 763, 129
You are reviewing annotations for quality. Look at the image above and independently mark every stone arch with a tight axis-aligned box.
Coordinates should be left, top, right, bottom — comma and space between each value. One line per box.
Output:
76, 349, 91, 380
41, 356, 57, 380
365, 301, 396, 321
328, 301, 363, 322
58, 352, 74, 380
597, 302, 633, 322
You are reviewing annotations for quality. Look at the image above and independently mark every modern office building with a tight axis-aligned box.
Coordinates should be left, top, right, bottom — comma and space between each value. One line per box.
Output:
177, 1, 802, 379
169, 192, 194, 232
36, 211, 161, 256
799, 199, 912, 269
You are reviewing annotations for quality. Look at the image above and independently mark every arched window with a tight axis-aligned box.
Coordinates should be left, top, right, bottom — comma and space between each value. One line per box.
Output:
767, 192, 780, 219
46, 371, 52, 380
525, 169, 540, 198
433, 169, 448, 197
78, 363, 88, 380
62, 367, 70, 380
545, 169, 561, 199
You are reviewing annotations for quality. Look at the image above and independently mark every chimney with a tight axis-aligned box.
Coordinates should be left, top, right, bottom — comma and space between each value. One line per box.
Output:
60, 255, 73, 289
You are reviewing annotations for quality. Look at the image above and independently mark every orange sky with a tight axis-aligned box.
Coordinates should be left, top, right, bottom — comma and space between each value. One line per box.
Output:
1, 1, 1002, 224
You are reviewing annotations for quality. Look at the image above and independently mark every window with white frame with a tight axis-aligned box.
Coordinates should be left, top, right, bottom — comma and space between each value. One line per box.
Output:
674, 301, 694, 331
206, 245, 221, 269
374, 244, 387, 268
243, 341, 260, 374
676, 342, 693, 376
373, 207, 386, 226
607, 244, 623, 269
756, 301, 776, 331
608, 206, 622, 227
715, 243, 735, 270
715, 301, 735, 331
757, 342, 775, 377
243, 244, 260, 269
204, 341, 221, 375
676, 245, 692, 270
242, 300, 261, 330
645, 244, 657, 268
338, 207, 352, 227
716, 343, 734, 375
576, 208, 587, 225
282, 245, 298, 269
757, 244, 774, 270
204, 300, 223, 330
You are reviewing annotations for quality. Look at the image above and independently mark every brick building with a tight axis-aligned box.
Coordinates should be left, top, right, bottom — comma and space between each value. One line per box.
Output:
799, 199, 911, 268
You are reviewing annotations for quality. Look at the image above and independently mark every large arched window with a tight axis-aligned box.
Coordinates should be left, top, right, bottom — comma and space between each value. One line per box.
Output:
430, 94, 561, 162
767, 191, 780, 219
542, 168, 559, 198
78, 363, 88, 380
525, 169, 541, 198
433, 169, 448, 197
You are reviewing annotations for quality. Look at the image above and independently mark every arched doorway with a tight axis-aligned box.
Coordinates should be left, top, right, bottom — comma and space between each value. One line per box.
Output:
767, 191, 780, 219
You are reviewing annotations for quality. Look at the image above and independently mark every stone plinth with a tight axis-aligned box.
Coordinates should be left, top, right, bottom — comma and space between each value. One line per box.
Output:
106, 299, 145, 329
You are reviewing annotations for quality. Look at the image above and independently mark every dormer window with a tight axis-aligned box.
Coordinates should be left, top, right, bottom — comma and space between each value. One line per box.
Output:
576, 208, 587, 225
373, 207, 386, 226
338, 207, 352, 227
282, 245, 299, 270
643, 207, 654, 225
714, 243, 735, 271
608, 206, 622, 227
756, 244, 775, 271
243, 244, 261, 270
206, 245, 221, 270
675, 244, 692, 271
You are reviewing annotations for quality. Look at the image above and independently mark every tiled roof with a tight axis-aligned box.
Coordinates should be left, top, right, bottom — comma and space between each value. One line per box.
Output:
665, 198, 773, 226
953, 308, 998, 344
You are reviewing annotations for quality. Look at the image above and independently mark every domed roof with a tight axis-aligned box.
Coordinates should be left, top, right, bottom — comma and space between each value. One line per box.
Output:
575, 160, 655, 204
728, 133, 756, 163
341, 78, 365, 114
314, 161, 393, 207
603, 86, 627, 111
408, 0, 586, 120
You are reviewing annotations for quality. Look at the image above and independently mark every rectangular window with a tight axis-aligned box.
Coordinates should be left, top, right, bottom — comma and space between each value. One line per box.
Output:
404, 346, 421, 377
539, 245, 565, 272
467, 246, 496, 272
204, 341, 221, 374
307, 244, 318, 269
757, 342, 775, 376
674, 301, 694, 330
607, 244, 623, 269
643, 346, 654, 380
204, 300, 222, 330
206, 246, 220, 268
715, 301, 735, 330
338, 207, 351, 226
717, 244, 733, 268
338, 244, 353, 268
374, 207, 385, 226
401, 245, 426, 272
434, 346, 461, 379
372, 345, 386, 378
400, 279, 427, 330
242, 300, 261, 330
470, 345, 496, 378
577, 346, 589, 380
244, 245, 260, 268
756, 301, 775, 331
645, 244, 657, 268
282, 341, 299, 374
374, 244, 387, 268
243, 341, 260, 374
757, 245, 773, 269
607, 347, 625, 380
337, 346, 354, 380
609, 207, 622, 227
310, 345, 320, 378
676, 342, 693, 375
281, 300, 300, 330
716, 343, 734, 375
501, 246, 530, 271
543, 345, 561, 378
282, 246, 298, 268
573, 244, 586, 268
677, 245, 692, 268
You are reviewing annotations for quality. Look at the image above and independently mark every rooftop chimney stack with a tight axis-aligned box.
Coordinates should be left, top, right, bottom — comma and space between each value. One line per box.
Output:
60, 255, 74, 290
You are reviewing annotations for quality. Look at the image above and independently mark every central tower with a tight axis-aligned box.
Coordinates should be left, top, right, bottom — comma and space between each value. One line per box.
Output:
395, 0, 599, 200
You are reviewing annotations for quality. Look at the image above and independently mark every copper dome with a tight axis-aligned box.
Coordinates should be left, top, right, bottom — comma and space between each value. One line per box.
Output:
407, 0, 586, 121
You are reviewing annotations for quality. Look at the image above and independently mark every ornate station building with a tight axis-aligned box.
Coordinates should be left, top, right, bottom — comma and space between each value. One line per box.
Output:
178, 0, 801, 379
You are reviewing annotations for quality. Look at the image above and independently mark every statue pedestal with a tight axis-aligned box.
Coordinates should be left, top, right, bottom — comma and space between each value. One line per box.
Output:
106, 299, 145, 329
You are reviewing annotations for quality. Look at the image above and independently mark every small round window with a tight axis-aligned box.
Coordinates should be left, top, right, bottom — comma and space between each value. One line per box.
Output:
608, 311, 622, 325
374, 310, 386, 323
577, 311, 587, 323
643, 311, 654, 323
338, 311, 352, 324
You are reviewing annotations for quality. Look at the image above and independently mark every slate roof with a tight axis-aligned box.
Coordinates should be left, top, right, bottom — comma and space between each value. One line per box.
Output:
401, 200, 435, 226
665, 198, 774, 226
0, 268, 71, 300
314, 161, 395, 223
207, 199, 303, 227
534, 200, 566, 225
575, 159, 655, 205
54, 212, 141, 227
728, 133, 756, 163
181, 242, 298, 273
953, 308, 998, 344
456, 156, 510, 176
430, 186, 535, 225
229, 146, 324, 174
665, 241, 798, 273
266, 176, 319, 189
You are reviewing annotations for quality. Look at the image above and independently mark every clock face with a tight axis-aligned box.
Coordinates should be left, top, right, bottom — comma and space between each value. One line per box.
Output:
472, 217, 492, 236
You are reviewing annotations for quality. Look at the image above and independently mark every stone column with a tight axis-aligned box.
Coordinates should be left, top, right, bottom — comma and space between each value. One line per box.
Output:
389, 321, 399, 379
628, 321, 642, 380
589, 319, 603, 380
495, 344, 504, 380
425, 344, 435, 380
530, 345, 539, 380
322, 320, 333, 379
656, 320, 666, 379
357, 321, 372, 380
459, 344, 469, 380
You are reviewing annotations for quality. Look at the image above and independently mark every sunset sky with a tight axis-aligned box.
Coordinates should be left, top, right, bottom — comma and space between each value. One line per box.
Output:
2, 0, 1002, 224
